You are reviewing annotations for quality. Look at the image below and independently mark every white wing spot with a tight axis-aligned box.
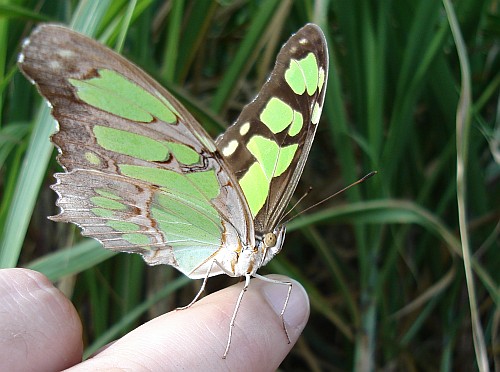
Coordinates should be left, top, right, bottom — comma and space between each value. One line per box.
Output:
48, 60, 61, 70
57, 49, 75, 58
239, 122, 250, 136
311, 102, 323, 125
18, 53, 25, 64
318, 67, 326, 91
299, 38, 308, 45
222, 140, 239, 157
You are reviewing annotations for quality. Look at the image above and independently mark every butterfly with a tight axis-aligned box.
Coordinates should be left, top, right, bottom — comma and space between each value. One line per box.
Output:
18, 23, 328, 357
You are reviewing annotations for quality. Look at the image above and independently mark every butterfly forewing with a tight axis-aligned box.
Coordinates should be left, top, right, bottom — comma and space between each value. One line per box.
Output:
19, 24, 253, 278
216, 24, 328, 235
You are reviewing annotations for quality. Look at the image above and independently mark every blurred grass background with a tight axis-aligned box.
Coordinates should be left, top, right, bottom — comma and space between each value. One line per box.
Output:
0, 0, 498, 370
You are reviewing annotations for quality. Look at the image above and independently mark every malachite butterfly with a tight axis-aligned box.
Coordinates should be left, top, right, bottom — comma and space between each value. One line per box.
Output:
18, 23, 328, 357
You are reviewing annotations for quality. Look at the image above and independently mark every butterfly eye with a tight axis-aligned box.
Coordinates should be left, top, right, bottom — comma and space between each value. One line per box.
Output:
263, 232, 277, 248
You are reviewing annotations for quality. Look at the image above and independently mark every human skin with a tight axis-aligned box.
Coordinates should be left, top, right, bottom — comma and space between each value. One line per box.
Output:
0, 268, 309, 371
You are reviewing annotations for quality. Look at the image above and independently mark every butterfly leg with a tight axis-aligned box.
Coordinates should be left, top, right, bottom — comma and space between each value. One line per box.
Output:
223, 272, 251, 359
252, 274, 292, 344
176, 259, 217, 311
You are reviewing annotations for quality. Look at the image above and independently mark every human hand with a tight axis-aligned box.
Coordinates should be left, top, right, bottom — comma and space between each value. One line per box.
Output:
0, 268, 309, 371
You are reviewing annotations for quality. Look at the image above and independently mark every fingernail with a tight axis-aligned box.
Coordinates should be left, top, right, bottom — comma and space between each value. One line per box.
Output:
261, 277, 310, 329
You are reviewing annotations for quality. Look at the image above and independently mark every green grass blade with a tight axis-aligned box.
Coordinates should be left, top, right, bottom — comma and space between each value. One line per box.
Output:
0, 1, 112, 268
0, 108, 54, 267
443, 0, 489, 369
26, 239, 115, 281
210, 0, 280, 113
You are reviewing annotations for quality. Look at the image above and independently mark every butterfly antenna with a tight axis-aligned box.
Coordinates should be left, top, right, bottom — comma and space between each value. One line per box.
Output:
278, 187, 313, 224
281, 171, 377, 225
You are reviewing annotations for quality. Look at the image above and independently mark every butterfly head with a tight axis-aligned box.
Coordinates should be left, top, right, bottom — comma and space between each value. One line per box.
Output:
258, 225, 286, 269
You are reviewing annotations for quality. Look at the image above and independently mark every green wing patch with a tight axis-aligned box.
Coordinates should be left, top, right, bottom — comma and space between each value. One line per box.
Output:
70, 69, 179, 123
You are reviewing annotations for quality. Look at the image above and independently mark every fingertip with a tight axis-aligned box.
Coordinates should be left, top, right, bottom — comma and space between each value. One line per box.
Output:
204, 274, 309, 369
0, 268, 83, 371
260, 274, 310, 334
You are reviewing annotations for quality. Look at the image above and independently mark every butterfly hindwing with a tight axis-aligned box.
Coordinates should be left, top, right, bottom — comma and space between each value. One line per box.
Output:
19, 24, 253, 278
216, 24, 328, 235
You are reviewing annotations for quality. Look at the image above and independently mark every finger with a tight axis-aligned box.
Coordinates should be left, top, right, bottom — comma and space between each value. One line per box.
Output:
0, 268, 83, 371
69, 274, 309, 371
